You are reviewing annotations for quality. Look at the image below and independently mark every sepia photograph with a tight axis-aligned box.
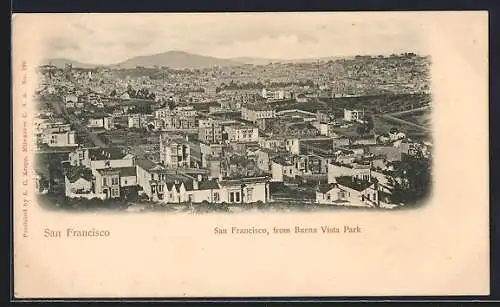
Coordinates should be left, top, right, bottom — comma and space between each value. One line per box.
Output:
12, 12, 488, 298
32, 13, 432, 214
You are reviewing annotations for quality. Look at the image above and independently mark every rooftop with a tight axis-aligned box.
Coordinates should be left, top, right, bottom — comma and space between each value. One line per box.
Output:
66, 166, 93, 183
136, 158, 163, 172
317, 183, 338, 194
89, 147, 127, 160
335, 176, 374, 192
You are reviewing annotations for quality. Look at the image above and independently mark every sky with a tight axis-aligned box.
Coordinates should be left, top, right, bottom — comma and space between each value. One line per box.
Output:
33, 12, 429, 65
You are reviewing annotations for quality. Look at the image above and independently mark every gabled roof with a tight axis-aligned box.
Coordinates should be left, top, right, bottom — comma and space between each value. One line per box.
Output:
198, 179, 220, 190
89, 147, 126, 160
116, 166, 136, 177
317, 183, 339, 194
335, 176, 374, 192
136, 158, 160, 172
66, 166, 93, 183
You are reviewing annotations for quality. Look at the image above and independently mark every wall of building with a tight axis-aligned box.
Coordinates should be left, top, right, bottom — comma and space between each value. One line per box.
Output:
90, 158, 134, 170
120, 175, 137, 187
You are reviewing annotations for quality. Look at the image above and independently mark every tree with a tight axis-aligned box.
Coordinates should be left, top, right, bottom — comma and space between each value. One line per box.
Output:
387, 156, 432, 205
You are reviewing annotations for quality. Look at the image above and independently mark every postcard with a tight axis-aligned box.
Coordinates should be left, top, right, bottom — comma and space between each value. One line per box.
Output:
12, 11, 489, 298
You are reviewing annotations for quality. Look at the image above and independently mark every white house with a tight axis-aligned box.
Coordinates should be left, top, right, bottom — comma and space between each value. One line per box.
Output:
218, 177, 270, 203
87, 116, 114, 130
327, 162, 371, 184
344, 109, 365, 122
317, 176, 386, 207
64, 166, 104, 199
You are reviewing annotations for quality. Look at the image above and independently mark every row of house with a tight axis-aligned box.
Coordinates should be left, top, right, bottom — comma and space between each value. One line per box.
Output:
135, 158, 270, 204
35, 119, 78, 147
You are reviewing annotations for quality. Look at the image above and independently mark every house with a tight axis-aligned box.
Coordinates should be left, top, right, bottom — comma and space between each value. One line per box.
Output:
315, 183, 350, 206
186, 179, 222, 203
136, 158, 168, 199
69, 147, 135, 169
313, 122, 337, 137
255, 148, 283, 172
64, 94, 78, 108
40, 123, 77, 147
388, 128, 406, 141
199, 143, 224, 167
117, 166, 137, 187
64, 166, 102, 199
262, 88, 286, 100
285, 138, 301, 155
334, 176, 381, 207
87, 116, 114, 130
173, 105, 197, 117
285, 122, 318, 138
75, 100, 85, 109
128, 114, 148, 129
241, 104, 276, 123
367, 145, 403, 162
218, 177, 270, 203
271, 155, 300, 182
327, 161, 372, 184
93, 167, 121, 199
258, 136, 285, 150
154, 108, 170, 119
316, 111, 332, 123
120, 92, 130, 100
224, 124, 259, 143
159, 135, 191, 168
344, 109, 365, 122
198, 119, 230, 144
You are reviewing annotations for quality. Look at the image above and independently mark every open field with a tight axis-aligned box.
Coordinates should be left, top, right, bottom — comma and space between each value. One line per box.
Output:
319, 93, 431, 115
373, 115, 430, 141
396, 108, 432, 128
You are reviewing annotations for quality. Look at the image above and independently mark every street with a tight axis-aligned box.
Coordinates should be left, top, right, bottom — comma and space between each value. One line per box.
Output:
49, 99, 109, 148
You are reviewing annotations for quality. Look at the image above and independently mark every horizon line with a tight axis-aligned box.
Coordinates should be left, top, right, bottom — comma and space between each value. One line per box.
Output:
42, 50, 429, 67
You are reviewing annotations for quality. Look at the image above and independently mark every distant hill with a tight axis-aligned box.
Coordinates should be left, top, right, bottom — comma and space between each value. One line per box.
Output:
112, 51, 243, 69
42, 52, 356, 70
40, 58, 98, 69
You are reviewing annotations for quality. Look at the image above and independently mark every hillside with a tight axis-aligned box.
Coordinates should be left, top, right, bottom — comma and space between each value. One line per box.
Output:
112, 51, 243, 69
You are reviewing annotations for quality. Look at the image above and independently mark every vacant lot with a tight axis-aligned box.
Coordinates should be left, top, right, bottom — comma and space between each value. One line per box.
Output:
320, 93, 431, 115
397, 109, 432, 128
373, 116, 430, 141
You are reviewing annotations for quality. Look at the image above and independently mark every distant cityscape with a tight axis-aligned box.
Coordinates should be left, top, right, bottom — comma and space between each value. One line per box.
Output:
32, 51, 432, 213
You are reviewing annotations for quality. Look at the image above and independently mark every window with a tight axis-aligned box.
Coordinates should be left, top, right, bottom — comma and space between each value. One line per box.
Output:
235, 192, 240, 202
124, 180, 127, 185
230, 192, 235, 202
326, 194, 331, 200
111, 178, 119, 185
103, 178, 107, 186
213, 192, 220, 201
246, 188, 253, 201
158, 185, 163, 192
